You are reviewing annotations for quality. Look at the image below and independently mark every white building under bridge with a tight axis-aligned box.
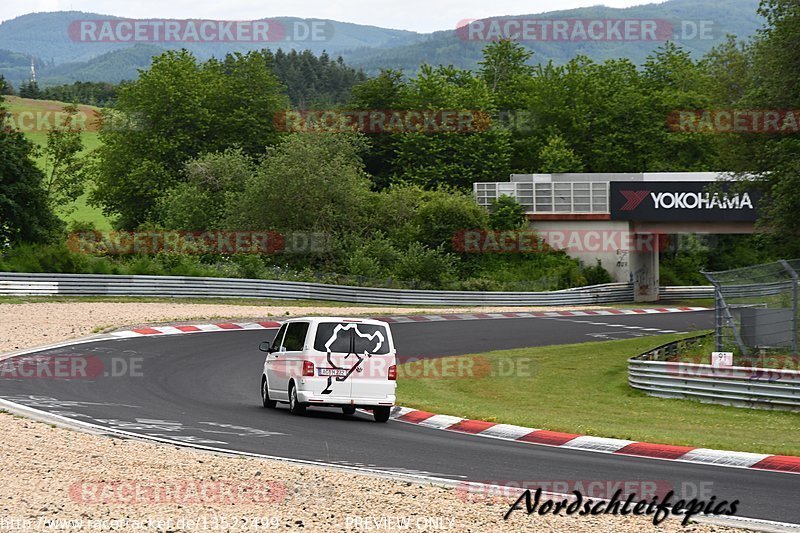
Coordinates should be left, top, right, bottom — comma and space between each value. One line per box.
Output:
473, 172, 760, 302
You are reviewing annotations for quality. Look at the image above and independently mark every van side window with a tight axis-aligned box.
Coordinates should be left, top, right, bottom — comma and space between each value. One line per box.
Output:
273, 324, 287, 351
283, 322, 310, 351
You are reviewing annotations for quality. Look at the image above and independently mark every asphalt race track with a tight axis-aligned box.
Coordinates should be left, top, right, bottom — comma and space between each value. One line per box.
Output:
2, 310, 799, 525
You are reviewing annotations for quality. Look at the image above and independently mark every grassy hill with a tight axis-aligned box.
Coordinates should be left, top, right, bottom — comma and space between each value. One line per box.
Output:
3, 95, 111, 229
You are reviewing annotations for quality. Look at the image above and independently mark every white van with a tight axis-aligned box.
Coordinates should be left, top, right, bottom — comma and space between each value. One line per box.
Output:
259, 317, 397, 422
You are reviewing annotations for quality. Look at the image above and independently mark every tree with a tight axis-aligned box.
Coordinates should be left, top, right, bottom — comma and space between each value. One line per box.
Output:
640, 43, 716, 171
702, 36, 753, 106
18, 80, 41, 99
267, 49, 367, 107
0, 99, 63, 244
0, 75, 13, 96
40, 104, 89, 211
700, 36, 759, 171
739, 0, 800, 253
350, 70, 407, 189
479, 40, 534, 108
156, 149, 255, 230
538, 134, 584, 173
489, 194, 527, 230
91, 50, 288, 228
391, 65, 512, 189
227, 134, 372, 236
411, 189, 489, 251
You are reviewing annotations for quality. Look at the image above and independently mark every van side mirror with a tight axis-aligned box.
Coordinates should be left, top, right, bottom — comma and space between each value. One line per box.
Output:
259, 341, 272, 353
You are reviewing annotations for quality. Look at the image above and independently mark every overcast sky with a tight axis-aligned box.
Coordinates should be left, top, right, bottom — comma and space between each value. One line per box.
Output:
4, 1, 657, 33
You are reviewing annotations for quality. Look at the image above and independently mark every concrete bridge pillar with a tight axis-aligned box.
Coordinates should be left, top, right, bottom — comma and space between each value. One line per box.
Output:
630, 231, 659, 302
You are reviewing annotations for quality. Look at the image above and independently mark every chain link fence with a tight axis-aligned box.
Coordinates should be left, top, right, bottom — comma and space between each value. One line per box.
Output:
703, 259, 800, 361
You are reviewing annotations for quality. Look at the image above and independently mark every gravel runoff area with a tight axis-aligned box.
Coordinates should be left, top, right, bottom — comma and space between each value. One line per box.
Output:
0, 302, 744, 532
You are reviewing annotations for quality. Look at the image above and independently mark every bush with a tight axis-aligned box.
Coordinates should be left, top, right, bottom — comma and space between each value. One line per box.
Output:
470, 250, 587, 291
230, 254, 266, 279
123, 255, 165, 276
228, 134, 372, 235
346, 252, 385, 280
394, 243, 457, 286
149, 251, 215, 277
412, 190, 489, 251
459, 278, 503, 291
0, 243, 89, 273
68, 220, 97, 233
581, 259, 613, 285
489, 194, 527, 230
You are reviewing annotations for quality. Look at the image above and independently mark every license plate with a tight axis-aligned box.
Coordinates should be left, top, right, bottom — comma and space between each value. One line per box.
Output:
318, 368, 347, 377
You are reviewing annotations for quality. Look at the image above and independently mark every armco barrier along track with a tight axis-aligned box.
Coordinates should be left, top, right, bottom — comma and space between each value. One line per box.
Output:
629, 336, 800, 411
0, 272, 715, 306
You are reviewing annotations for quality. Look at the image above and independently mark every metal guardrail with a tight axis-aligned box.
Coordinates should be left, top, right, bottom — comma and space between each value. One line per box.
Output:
0, 272, 639, 306
658, 286, 714, 299
628, 335, 800, 411
657, 284, 795, 300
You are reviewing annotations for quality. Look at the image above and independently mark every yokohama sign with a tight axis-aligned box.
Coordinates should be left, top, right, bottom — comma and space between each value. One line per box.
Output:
610, 182, 760, 221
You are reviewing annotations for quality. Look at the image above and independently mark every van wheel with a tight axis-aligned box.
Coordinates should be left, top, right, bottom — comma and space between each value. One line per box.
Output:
342, 406, 356, 416
261, 376, 277, 408
373, 406, 391, 423
288, 383, 306, 415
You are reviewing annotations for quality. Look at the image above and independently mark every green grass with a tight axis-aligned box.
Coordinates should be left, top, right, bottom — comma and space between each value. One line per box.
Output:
4, 96, 111, 230
397, 333, 800, 456
58, 190, 112, 230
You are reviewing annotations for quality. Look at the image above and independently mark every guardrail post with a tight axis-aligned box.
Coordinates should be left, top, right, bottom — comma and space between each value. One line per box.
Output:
714, 282, 723, 352
703, 270, 747, 356
780, 260, 799, 358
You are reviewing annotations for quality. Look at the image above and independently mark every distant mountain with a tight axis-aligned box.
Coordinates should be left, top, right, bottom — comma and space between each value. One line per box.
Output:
0, 11, 423, 86
345, 0, 764, 73
31, 45, 164, 86
0, 0, 764, 87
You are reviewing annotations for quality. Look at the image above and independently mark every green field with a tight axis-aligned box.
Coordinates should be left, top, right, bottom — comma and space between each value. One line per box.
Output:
397, 333, 800, 456
4, 95, 111, 230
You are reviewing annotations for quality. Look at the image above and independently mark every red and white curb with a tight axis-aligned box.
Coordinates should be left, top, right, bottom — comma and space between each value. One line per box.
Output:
110, 321, 283, 338
389, 406, 800, 475
374, 307, 709, 324
108, 307, 709, 338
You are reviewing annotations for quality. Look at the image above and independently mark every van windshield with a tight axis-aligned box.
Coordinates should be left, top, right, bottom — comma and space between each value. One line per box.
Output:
314, 322, 390, 355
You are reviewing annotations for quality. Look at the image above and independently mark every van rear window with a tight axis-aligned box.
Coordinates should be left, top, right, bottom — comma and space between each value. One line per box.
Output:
314, 322, 390, 355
